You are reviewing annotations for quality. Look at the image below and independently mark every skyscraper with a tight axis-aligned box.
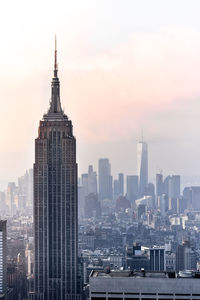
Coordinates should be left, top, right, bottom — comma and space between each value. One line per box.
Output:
0, 220, 7, 296
156, 173, 163, 198
88, 165, 97, 195
126, 175, 138, 204
149, 247, 165, 271
98, 158, 113, 201
137, 141, 148, 197
118, 173, 124, 196
33, 40, 81, 300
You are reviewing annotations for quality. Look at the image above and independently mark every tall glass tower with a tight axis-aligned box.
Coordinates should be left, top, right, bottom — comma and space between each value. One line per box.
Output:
34, 40, 81, 300
137, 141, 148, 197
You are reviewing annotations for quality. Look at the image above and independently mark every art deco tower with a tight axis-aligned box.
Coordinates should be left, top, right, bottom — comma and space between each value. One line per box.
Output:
34, 40, 80, 300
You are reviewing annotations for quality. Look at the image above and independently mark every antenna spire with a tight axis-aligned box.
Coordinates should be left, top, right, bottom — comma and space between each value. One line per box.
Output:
141, 128, 143, 142
54, 35, 58, 77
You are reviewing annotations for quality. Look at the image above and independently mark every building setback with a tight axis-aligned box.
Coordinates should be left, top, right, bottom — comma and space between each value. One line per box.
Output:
33, 40, 81, 300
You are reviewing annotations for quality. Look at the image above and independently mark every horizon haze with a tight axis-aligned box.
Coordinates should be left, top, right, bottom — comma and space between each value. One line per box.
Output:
1, 0, 200, 189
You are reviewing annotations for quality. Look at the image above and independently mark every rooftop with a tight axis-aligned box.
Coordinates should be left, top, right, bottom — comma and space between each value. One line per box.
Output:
91, 269, 200, 279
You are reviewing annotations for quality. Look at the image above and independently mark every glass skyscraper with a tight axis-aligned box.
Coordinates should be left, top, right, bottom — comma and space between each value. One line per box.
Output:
137, 141, 148, 197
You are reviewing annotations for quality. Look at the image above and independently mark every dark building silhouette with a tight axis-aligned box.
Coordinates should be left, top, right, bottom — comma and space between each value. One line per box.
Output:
33, 40, 81, 299
116, 196, 131, 212
126, 244, 149, 271
150, 248, 165, 271
0, 221, 7, 296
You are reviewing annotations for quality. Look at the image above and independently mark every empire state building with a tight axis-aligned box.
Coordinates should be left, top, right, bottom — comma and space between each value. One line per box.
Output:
33, 40, 81, 300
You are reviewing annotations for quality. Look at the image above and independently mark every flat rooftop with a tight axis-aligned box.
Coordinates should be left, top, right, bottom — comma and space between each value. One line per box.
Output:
91, 269, 200, 279
90, 270, 200, 295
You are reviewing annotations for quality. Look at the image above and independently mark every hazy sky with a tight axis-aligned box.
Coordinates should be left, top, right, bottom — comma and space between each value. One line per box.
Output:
1, 0, 200, 189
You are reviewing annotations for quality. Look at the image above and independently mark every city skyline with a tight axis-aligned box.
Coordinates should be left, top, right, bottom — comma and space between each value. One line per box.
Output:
2, 1, 200, 186
2, 2, 200, 298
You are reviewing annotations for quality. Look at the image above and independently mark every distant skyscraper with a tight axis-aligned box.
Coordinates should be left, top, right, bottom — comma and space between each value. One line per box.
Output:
164, 175, 180, 212
126, 175, 138, 204
113, 179, 119, 201
164, 175, 180, 199
88, 165, 97, 195
6, 182, 16, 215
34, 40, 81, 299
183, 186, 200, 210
168, 175, 180, 199
137, 141, 148, 197
156, 173, 163, 198
118, 173, 124, 196
81, 173, 89, 196
98, 158, 113, 201
0, 221, 7, 296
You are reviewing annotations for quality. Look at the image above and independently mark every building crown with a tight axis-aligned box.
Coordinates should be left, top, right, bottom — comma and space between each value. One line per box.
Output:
43, 37, 68, 121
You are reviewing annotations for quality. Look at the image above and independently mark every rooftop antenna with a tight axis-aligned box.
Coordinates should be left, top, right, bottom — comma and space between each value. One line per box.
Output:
54, 35, 58, 77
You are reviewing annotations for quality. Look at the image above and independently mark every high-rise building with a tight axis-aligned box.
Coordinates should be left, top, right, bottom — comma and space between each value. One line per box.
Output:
163, 175, 180, 213
98, 158, 113, 201
126, 175, 138, 204
6, 182, 16, 215
176, 241, 197, 272
156, 173, 163, 197
183, 186, 200, 210
149, 247, 165, 271
164, 175, 180, 199
113, 179, 119, 201
33, 41, 81, 299
88, 165, 97, 195
168, 175, 180, 199
158, 194, 168, 216
118, 173, 124, 196
137, 141, 148, 197
0, 220, 7, 296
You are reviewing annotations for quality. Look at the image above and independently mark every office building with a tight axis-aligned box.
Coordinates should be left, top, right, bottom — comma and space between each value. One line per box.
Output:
149, 247, 165, 271
113, 179, 119, 200
33, 41, 81, 299
176, 241, 197, 272
183, 186, 200, 210
118, 173, 124, 196
156, 173, 163, 198
0, 221, 7, 296
88, 165, 97, 195
158, 194, 168, 216
98, 159, 112, 201
126, 175, 138, 204
137, 141, 148, 197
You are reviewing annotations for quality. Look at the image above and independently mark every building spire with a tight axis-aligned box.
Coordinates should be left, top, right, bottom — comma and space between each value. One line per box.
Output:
43, 37, 68, 120
54, 35, 58, 77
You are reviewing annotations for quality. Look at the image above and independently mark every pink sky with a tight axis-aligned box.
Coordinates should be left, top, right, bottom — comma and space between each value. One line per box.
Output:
1, 1, 200, 188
